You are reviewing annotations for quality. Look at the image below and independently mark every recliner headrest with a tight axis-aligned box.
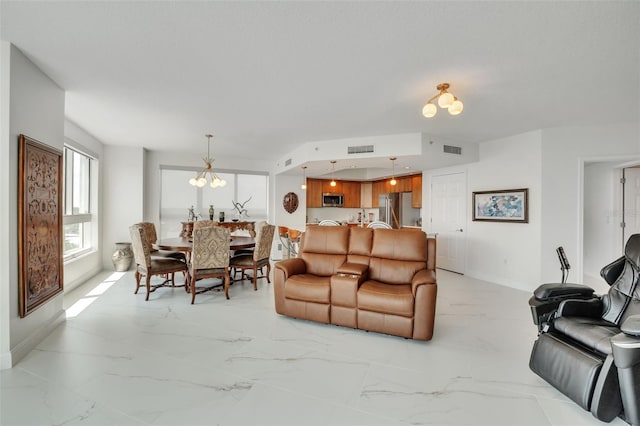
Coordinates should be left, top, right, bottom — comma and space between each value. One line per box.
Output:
624, 234, 640, 268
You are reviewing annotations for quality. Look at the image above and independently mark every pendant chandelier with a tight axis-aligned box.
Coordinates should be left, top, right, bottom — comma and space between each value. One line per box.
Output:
189, 134, 227, 188
422, 82, 464, 118
389, 157, 397, 186
330, 160, 337, 187
301, 166, 307, 190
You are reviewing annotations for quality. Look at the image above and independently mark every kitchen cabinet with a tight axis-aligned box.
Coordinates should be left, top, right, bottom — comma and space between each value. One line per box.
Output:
342, 181, 361, 208
306, 179, 324, 208
396, 176, 412, 193
322, 179, 343, 194
411, 174, 422, 208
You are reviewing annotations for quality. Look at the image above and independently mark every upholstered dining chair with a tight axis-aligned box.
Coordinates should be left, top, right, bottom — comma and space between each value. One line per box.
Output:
186, 225, 231, 304
193, 220, 219, 230
137, 222, 187, 263
229, 223, 275, 291
129, 224, 188, 301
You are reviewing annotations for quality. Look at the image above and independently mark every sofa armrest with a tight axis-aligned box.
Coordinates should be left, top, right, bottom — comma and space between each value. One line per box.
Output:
274, 258, 307, 280
411, 269, 436, 296
336, 262, 368, 278
556, 298, 603, 318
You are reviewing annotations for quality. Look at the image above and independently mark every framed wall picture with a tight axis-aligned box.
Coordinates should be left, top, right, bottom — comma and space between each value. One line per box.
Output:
472, 188, 529, 223
18, 134, 64, 317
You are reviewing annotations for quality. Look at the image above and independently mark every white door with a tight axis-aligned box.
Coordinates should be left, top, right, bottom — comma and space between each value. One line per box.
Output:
624, 167, 640, 246
430, 172, 466, 273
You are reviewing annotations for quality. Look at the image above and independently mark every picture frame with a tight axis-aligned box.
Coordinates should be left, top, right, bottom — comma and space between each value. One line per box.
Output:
18, 134, 64, 317
472, 188, 529, 223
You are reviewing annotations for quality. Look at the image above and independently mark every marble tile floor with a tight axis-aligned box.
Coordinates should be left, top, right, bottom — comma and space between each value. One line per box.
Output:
1, 269, 626, 426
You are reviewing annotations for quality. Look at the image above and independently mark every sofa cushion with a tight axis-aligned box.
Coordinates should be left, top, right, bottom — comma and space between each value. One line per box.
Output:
300, 226, 349, 276
285, 274, 331, 303
553, 317, 619, 355
369, 257, 426, 285
347, 227, 373, 265
358, 281, 414, 318
371, 229, 427, 262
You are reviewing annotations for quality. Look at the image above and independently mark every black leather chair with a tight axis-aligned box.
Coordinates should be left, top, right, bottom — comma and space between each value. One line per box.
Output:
529, 234, 640, 425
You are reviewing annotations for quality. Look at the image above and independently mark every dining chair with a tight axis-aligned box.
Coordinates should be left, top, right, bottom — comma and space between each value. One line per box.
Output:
193, 220, 219, 230
129, 224, 188, 301
229, 223, 275, 290
367, 221, 392, 229
137, 222, 187, 263
187, 225, 231, 304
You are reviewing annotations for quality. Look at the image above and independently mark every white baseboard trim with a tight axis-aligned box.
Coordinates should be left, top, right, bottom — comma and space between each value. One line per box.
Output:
8, 309, 66, 368
0, 350, 12, 370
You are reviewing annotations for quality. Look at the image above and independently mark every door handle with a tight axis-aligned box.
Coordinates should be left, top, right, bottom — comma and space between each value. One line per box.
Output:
456, 229, 463, 232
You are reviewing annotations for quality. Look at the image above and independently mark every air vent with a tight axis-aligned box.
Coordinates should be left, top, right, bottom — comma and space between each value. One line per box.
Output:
347, 145, 374, 154
443, 145, 462, 155
285, 158, 292, 166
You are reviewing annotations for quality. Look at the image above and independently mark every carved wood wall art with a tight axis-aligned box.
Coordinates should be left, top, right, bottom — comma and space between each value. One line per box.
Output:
283, 192, 299, 214
18, 134, 64, 317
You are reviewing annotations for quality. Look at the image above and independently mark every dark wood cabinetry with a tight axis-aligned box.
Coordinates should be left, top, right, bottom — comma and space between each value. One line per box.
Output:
306, 179, 324, 208
306, 174, 422, 209
342, 181, 361, 208
411, 174, 422, 208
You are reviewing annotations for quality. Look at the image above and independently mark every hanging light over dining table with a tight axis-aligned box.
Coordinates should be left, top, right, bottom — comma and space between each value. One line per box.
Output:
189, 134, 227, 188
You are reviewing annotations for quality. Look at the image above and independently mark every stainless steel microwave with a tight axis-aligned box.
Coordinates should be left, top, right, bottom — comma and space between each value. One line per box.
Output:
322, 193, 344, 207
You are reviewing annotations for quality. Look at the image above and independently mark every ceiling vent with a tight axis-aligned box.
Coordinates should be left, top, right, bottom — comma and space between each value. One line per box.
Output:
347, 145, 374, 154
284, 158, 292, 166
443, 145, 462, 155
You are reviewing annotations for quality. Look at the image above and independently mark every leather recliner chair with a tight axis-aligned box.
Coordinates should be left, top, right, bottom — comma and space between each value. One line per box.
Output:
529, 234, 640, 425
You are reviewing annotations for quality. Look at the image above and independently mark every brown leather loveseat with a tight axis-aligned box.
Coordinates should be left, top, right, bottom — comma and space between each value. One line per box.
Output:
274, 225, 437, 340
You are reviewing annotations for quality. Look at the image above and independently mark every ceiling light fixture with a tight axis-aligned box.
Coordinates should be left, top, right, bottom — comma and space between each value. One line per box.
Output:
189, 134, 227, 188
330, 160, 337, 187
389, 157, 397, 186
301, 166, 307, 190
422, 83, 464, 118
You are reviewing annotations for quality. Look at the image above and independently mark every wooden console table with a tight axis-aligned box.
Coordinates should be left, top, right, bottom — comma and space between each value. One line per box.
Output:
180, 220, 256, 239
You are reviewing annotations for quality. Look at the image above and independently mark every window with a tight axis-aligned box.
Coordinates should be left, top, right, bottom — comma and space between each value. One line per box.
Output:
63, 146, 95, 259
160, 167, 269, 239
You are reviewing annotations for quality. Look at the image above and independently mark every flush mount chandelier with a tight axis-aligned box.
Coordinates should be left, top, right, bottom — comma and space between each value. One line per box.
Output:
188, 134, 227, 188
422, 82, 464, 118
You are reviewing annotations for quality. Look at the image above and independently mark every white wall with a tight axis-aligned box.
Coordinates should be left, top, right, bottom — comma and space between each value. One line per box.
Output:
0, 41, 13, 369
63, 120, 105, 291
425, 131, 543, 291
1, 45, 66, 368
583, 161, 621, 286
102, 146, 145, 269
540, 123, 639, 285
273, 174, 307, 259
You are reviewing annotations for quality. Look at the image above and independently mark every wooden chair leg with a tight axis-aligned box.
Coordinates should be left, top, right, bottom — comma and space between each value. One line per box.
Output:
134, 270, 141, 294
266, 263, 271, 283
224, 273, 230, 300
252, 264, 258, 291
145, 274, 152, 301
190, 274, 197, 304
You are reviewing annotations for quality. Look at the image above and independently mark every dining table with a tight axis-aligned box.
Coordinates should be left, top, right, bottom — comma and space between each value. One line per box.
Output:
154, 235, 256, 254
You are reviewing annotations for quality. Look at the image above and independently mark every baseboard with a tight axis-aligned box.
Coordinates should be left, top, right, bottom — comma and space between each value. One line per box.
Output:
0, 350, 11, 370
9, 308, 66, 368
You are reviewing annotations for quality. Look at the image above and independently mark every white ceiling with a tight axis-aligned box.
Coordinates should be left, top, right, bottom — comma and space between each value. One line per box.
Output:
1, 1, 639, 170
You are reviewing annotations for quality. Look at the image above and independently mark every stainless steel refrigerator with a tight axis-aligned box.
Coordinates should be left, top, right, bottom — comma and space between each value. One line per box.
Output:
379, 193, 401, 229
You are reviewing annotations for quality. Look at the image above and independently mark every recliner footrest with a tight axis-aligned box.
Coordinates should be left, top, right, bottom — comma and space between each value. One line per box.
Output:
530, 333, 603, 411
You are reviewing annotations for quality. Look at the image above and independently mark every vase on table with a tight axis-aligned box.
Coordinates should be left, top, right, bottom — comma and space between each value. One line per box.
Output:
209, 205, 215, 220
112, 242, 133, 271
